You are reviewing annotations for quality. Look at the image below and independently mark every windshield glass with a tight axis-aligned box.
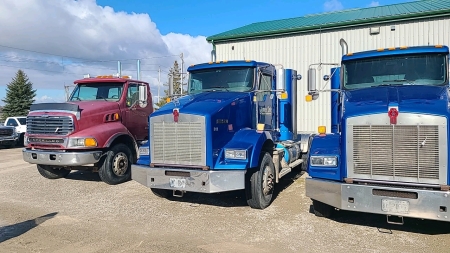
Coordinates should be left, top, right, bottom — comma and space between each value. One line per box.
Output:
189, 67, 255, 94
69, 82, 124, 101
343, 53, 447, 90
17, 117, 26, 125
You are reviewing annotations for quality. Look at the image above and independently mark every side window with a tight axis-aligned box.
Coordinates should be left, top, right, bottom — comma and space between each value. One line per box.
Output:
127, 83, 139, 107
256, 74, 272, 101
6, 119, 17, 127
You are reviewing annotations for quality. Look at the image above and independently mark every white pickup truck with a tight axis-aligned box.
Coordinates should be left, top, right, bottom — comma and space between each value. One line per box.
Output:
4, 116, 26, 146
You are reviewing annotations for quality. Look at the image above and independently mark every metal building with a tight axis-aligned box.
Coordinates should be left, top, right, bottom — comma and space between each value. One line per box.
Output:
206, 0, 450, 132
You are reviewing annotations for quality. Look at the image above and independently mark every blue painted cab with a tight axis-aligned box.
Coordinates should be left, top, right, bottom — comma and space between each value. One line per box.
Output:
305, 41, 450, 223
132, 60, 312, 209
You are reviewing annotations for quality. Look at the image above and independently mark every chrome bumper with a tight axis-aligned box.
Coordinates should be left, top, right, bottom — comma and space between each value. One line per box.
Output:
306, 177, 450, 222
22, 149, 102, 166
131, 165, 246, 193
0, 136, 18, 143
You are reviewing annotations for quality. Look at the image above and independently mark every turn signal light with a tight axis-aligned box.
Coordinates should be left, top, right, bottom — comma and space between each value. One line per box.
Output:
280, 92, 288, 99
318, 126, 326, 134
84, 138, 98, 147
305, 95, 313, 102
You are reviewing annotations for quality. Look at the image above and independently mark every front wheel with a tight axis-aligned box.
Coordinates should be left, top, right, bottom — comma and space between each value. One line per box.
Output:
246, 152, 275, 209
98, 144, 132, 185
37, 164, 70, 179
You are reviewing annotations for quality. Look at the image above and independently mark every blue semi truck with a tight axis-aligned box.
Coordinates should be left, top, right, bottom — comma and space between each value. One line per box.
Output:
305, 39, 450, 224
132, 60, 311, 209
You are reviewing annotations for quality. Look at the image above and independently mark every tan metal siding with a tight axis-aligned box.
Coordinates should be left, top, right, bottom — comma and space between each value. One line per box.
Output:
214, 17, 450, 133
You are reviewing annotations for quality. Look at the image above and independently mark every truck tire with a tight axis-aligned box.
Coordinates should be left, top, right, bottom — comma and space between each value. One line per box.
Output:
246, 152, 275, 209
18, 133, 24, 147
37, 164, 70, 179
151, 188, 172, 199
98, 143, 132, 185
312, 199, 334, 218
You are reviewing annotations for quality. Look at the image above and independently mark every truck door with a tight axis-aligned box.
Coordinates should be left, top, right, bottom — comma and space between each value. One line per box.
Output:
256, 72, 275, 130
122, 82, 149, 141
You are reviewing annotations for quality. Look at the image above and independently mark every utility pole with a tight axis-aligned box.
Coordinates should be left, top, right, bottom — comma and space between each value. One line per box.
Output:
158, 67, 161, 103
180, 53, 184, 95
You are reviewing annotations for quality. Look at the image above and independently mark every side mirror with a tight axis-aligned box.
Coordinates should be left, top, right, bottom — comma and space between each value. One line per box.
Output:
139, 85, 148, 108
307, 68, 317, 93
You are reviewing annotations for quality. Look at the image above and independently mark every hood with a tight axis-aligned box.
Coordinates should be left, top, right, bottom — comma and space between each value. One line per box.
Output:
154, 91, 251, 116
343, 85, 449, 117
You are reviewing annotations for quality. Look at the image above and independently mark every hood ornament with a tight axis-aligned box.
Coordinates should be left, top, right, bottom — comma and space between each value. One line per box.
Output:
173, 108, 179, 123
388, 107, 399, 125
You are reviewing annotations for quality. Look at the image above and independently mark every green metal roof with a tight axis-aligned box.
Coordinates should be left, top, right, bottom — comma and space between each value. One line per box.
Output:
207, 0, 450, 42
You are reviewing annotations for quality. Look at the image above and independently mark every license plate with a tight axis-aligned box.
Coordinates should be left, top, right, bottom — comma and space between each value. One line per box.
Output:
382, 199, 409, 214
169, 178, 186, 188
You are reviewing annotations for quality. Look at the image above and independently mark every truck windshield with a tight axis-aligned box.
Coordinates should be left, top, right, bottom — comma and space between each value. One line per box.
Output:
343, 53, 447, 90
70, 82, 124, 101
189, 67, 255, 94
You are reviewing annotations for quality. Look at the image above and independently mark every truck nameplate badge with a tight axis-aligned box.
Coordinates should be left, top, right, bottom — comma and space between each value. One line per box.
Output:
28, 138, 64, 144
388, 108, 398, 125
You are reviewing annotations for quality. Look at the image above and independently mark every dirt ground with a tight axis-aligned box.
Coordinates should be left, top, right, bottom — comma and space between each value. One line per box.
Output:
1, 147, 450, 253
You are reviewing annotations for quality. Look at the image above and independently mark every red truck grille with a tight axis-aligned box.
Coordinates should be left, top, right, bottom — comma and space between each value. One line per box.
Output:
27, 116, 74, 135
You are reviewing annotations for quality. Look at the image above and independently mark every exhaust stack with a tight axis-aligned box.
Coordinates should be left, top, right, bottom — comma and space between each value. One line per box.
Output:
340, 39, 348, 55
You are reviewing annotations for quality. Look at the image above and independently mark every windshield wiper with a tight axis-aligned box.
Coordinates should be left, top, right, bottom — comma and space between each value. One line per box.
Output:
96, 96, 108, 101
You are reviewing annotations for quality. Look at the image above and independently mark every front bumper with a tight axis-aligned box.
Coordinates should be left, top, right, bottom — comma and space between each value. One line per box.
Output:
131, 165, 245, 193
0, 136, 18, 143
22, 148, 102, 166
306, 177, 450, 222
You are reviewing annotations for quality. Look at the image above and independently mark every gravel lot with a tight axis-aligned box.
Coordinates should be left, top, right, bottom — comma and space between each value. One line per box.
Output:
1, 147, 450, 253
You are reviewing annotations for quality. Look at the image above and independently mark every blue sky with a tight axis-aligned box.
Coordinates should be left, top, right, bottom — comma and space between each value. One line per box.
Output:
96, 0, 413, 36
0, 0, 414, 106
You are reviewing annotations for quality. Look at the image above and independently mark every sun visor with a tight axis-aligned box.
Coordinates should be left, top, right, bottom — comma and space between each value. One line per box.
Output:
30, 103, 80, 112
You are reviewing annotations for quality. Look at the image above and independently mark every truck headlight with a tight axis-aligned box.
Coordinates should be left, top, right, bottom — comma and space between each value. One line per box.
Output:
68, 137, 97, 147
310, 156, 338, 167
224, 149, 247, 160
139, 147, 149, 156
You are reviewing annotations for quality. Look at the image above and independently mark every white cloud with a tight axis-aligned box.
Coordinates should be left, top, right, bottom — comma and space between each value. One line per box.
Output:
368, 1, 380, 7
35, 95, 65, 104
323, 0, 344, 12
0, 0, 212, 105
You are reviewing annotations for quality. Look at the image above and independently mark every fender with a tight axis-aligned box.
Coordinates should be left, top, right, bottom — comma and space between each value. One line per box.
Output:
308, 133, 342, 181
70, 122, 135, 149
215, 128, 272, 170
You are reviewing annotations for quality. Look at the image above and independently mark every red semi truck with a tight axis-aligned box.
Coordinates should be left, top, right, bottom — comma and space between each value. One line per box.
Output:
22, 74, 153, 185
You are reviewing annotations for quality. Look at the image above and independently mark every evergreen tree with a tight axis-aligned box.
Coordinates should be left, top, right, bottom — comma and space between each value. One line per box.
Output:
1, 70, 36, 120
155, 61, 183, 108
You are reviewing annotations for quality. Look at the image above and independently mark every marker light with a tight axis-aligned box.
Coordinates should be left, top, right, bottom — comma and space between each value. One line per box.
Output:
281, 92, 288, 99
318, 126, 326, 134
305, 95, 313, 102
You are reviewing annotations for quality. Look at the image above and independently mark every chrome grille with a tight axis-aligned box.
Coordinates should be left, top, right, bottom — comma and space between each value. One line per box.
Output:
353, 125, 439, 180
27, 116, 74, 135
347, 113, 447, 185
150, 114, 206, 166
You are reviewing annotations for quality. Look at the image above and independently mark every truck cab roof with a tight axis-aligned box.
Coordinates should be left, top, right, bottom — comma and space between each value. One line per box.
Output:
74, 76, 149, 85
342, 45, 449, 61
187, 60, 273, 72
